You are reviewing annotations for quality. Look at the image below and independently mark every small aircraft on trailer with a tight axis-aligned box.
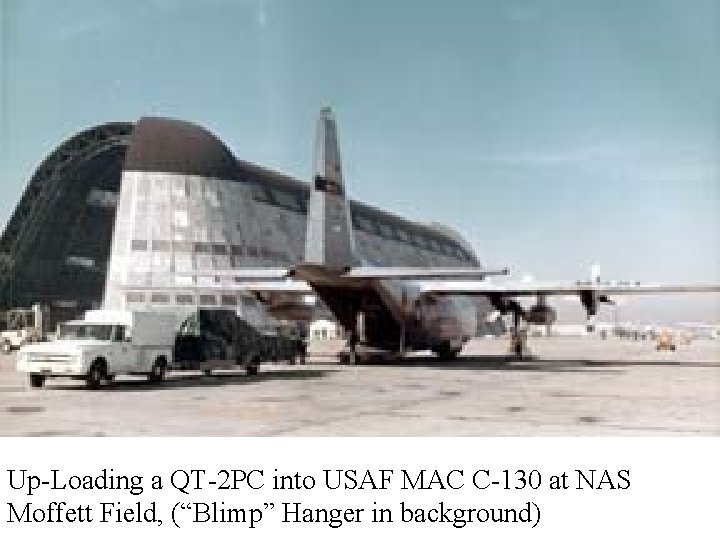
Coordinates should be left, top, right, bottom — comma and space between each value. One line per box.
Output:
131, 107, 720, 362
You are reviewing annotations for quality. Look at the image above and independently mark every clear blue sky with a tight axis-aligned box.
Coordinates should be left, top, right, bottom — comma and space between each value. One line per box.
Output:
1, 0, 717, 322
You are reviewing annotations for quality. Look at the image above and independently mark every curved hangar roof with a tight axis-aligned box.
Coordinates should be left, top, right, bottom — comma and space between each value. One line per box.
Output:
123, 117, 239, 180
120, 117, 474, 258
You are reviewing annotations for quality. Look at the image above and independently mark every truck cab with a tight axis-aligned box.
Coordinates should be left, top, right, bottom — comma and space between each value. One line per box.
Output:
16, 310, 175, 389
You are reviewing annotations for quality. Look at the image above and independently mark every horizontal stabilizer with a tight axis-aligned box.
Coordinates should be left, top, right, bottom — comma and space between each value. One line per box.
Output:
175, 265, 509, 286
344, 266, 509, 280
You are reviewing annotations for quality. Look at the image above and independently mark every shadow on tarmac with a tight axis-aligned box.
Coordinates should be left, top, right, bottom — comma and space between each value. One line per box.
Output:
323, 354, 720, 372
50, 368, 333, 392
357, 355, 602, 373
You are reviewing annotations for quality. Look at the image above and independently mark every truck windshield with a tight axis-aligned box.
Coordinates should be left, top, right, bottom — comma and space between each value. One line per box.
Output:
58, 324, 113, 341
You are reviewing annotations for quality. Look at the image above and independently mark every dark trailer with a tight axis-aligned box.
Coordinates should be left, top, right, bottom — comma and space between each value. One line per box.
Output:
173, 309, 303, 375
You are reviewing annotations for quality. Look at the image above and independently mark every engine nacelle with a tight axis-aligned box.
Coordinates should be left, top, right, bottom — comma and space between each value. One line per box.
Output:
524, 304, 557, 325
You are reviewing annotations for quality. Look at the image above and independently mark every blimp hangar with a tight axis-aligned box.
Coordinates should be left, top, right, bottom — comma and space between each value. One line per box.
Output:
0, 117, 497, 332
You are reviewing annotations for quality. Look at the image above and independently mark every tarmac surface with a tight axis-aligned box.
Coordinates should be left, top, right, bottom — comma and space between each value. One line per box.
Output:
0, 337, 718, 436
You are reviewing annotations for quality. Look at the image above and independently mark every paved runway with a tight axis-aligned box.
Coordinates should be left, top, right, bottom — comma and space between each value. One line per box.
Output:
0, 337, 718, 436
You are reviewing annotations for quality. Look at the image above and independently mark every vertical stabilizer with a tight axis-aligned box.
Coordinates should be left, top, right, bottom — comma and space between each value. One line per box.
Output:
304, 107, 358, 270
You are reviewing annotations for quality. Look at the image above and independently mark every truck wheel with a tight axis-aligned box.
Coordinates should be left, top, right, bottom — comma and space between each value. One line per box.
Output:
245, 359, 259, 376
86, 360, 106, 390
1, 341, 11, 354
29, 374, 45, 388
148, 358, 167, 383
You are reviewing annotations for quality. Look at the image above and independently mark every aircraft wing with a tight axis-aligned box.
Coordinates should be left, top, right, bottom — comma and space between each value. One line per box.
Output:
417, 280, 720, 297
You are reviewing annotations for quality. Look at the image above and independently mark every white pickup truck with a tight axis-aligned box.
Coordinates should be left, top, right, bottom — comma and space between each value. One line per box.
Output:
16, 310, 177, 389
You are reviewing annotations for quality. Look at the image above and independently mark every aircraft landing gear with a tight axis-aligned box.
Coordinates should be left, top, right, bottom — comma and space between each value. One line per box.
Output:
342, 309, 365, 365
508, 309, 530, 359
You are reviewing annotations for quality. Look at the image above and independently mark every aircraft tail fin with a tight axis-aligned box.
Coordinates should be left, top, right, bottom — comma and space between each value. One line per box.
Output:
303, 107, 358, 270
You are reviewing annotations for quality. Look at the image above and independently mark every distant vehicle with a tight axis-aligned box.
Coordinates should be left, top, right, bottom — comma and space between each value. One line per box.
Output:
1, 305, 46, 353
173, 309, 303, 375
16, 310, 176, 389
655, 331, 677, 351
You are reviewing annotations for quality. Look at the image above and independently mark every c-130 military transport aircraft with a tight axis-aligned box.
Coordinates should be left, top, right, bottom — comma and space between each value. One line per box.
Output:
156, 107, 720, 362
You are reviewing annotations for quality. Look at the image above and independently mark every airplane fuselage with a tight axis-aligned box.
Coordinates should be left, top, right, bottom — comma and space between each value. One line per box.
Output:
294, 267, 486, 356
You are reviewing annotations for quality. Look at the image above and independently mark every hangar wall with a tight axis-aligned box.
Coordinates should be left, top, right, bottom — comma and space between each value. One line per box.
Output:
0, 123, 132, 312
1, 116, 498, 333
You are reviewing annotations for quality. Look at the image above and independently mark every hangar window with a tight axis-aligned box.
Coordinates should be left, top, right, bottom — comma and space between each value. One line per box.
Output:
199, 295, 217, 306
297, 194, 308, 212
427, 238, 443, 253
176, 294, 194, 305
272, 189, 302, 211
205, 186, 220, 207
66, 256, 95, 268
230, 245, 244, 255
154, 177, 168, 191
353, 214, 378, 235
413, 235, 430, 250
173, 241, 193, 252
86, 189, 118, 208
221, 295, 238, 306
242, 296, 256, 307
150, 293, 170, 304
396, 228, 411, 243
251, 184, 272, 203
247, 245, 258, 257
212, 244, 228, 255
131, 239, 148, 251
173, 210, 188, 228
126, 292, 145, 303
171, 179, 187, 198
377, 222, 398, 240
193, 242, 211, 254
151, 240, 171, 252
